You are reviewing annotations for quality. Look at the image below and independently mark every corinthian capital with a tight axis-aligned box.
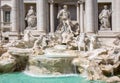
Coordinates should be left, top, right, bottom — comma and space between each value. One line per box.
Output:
78, 0, 85, 4
49, 0, 54, 4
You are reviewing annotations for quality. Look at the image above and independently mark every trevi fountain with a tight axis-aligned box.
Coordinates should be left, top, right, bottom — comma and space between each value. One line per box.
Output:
0, 0, 120, 83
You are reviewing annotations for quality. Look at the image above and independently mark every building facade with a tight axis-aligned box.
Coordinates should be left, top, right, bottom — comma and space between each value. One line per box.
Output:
0, 0, 120, 35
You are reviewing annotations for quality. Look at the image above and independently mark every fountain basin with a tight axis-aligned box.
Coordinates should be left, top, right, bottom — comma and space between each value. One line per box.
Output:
0, 72, 105, 83
8, 47, 32, 56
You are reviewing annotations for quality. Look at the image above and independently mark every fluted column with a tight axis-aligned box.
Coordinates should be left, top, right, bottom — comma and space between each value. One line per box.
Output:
77, 2, 80, 23
85, 0, 98, 33
112, 0, 116, 31
0, 0, 1, 29
94, 0, 98, 33
11, 0, 19, 32
79, 0, 84, 32
113, 0, 120, 32
37, 0, 47, 32
19, 0, 25, 32
50, 0, 54, 33
1, 8, 3, 28
11, 0, 25, 39
0, 0, 1, 40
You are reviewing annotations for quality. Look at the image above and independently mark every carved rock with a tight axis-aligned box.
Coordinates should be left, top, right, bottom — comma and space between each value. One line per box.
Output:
0, 52, 16, 73
27, 56, 74, 75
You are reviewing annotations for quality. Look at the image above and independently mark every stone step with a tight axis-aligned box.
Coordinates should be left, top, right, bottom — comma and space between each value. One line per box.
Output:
97, 31, 120, 38
24, 30, 46, 36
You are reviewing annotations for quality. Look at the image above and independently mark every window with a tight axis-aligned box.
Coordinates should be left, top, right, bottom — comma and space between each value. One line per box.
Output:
2, 5, 11, 26
4, 11, 10, 23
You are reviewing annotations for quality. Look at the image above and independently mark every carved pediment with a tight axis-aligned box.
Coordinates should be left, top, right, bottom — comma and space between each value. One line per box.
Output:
2, 4, 11, 9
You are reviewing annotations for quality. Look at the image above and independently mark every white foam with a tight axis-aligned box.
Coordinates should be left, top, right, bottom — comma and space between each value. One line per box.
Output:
23, 71, 80, 78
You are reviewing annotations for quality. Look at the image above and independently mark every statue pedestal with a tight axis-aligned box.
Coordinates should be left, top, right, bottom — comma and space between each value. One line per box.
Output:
100, 27, 111, 31
24, 30, 46, 36
26, 27, 37, 30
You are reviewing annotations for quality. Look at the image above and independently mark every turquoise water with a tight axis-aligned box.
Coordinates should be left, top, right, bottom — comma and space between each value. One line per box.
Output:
0, 72, 106, 83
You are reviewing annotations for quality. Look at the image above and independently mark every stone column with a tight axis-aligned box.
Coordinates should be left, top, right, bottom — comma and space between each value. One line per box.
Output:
19, 0, 25, 32
113, 0, 120, 32
79, 0, 84, 32
50, 0, 54, 33
85, 0, 98, 33
94, 0, 98, 33
0, 0, 2, 30
77, 2, 80, 23
1, 8, 3, 28
11, 0, 19, 32
37, 0, 47, 32
0, 0, 1, 40
11, 0, 25, 39
112, 0, 116, 31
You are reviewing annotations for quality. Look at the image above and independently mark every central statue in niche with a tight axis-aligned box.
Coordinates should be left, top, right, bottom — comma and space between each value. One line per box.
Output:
57, 5, 74, 44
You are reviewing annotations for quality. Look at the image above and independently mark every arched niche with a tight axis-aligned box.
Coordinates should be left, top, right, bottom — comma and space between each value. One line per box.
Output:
1, 4, 11, 26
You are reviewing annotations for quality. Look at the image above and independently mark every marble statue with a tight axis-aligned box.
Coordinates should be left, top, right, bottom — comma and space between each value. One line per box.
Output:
25, 6, 37, 30
32, 35, 44, 55
33, 36, 43, 49
57, 5, 74, 44
14, 30, 36, 48
57, 5, 73, 33
41, 36, 48, 49
61, 32, 74, 44
89, 35, 98, 51
99, 5, 112, 30
76, 33, 86, 51
32, 35, 48, 49
23, 30, 34, 42
47, 33, 58, 47
113, 34, 120, 46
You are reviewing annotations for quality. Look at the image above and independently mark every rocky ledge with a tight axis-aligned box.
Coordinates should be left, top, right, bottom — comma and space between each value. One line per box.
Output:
26, 55, 75, 75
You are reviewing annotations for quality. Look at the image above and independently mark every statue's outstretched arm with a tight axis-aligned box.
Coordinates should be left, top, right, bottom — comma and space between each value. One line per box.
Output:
57, 10, 62, 19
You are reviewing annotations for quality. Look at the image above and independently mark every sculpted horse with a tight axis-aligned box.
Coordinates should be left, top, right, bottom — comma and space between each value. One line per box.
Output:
89, 35, 98, 51
76, 33, 86, 51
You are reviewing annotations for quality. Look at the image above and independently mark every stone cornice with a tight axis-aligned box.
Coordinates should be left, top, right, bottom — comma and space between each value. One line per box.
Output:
48, 0, 79, 3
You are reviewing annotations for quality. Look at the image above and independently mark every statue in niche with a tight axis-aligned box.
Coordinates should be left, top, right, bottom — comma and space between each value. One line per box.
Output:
57, 5, 74, 44
99, 5, 112, 30
25, 6, 37, 30
57, 5, 73, 33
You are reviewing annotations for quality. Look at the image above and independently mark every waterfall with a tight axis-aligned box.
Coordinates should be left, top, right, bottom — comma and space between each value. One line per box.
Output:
111, 68, 114, 76
74, 65, 77, 74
